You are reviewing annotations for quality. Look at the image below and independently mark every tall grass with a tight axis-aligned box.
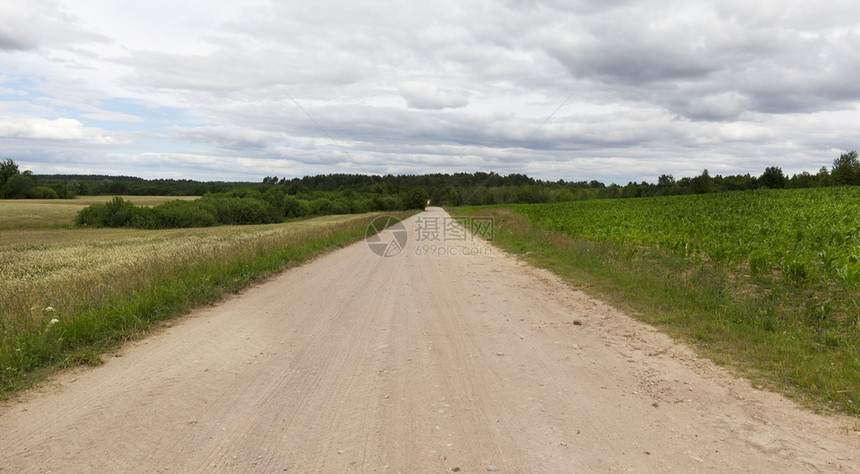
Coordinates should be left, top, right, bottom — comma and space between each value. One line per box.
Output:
0, 212, 415, 395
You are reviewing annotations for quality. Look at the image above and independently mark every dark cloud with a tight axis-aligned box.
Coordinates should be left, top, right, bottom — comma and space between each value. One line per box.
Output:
0, 2, 107, 51
0, 32, 28, 51
502, 0, 634, 15
170, 126, 289, 151
550, 43, 714, 85
126, 48, 368, 93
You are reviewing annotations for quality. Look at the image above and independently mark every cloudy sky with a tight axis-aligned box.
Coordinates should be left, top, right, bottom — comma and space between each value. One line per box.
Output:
1, 0, 859, 183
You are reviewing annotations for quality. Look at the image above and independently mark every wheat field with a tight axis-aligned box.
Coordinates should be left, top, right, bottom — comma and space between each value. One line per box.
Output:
0, 214, 374, 329
0, 196, 198, 228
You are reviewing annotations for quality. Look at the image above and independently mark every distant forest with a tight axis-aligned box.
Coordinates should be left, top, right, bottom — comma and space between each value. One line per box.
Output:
1, 150, 858, 207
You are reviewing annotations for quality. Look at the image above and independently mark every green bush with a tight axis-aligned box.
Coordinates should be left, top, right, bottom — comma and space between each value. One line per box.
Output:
77, 197, 228, 228
401, 187, 429, 210
0, 158, 18, 188
147, 200, 218, 228
331, 199, 352, 215
26, 186, 59, 199
75, 202, 109, 227
262, 186, 286, 209
74, 191, 357, 229
104, 196, 139, 227
200, 195, 280, 225
49, 183, 75, 199
284, 196, 311, 218
309, 198, 334, 215
75, 196, 140, 227
0, 173, 37, 199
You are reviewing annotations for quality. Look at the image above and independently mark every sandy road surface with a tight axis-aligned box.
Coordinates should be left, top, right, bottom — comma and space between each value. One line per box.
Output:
2, 208, 858, 472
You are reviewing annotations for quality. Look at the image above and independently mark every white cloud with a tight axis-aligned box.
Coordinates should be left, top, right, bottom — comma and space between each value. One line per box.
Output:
0, 116, 121, 144
1, 0, 859, 183
719, 122, 775, 142
399, 82, 469, 110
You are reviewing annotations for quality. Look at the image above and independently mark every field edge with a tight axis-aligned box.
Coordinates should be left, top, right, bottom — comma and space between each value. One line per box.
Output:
0, 211, 418, 397
450, 206, 860, 417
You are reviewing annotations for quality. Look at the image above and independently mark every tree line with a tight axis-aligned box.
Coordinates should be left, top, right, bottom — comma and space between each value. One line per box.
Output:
610, 151, 860, 200
2, 150, 858, 207
1, 159, 76, 198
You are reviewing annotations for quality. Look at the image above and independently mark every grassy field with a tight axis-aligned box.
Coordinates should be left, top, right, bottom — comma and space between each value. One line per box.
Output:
0, 196, 198, 228
516, 187, 860, 288
454, 187, 860, 415
0, 211, 415, 395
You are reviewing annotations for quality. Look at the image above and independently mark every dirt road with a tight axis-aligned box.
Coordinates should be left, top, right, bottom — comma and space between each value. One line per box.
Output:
2, 208, 858, 472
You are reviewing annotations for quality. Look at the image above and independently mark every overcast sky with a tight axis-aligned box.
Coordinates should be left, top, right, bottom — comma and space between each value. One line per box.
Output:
1, 0, 859, 183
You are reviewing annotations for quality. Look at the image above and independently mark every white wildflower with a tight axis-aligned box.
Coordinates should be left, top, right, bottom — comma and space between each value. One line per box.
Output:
44, 306, 55, 313
49, 318, 59, 325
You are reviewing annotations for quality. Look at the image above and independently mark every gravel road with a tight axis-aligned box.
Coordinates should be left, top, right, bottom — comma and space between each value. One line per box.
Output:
1, 207, 858, 472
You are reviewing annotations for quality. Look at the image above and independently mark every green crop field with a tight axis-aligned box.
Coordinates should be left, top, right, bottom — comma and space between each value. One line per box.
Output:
516, 187, 860, 289
455, 186, 860, 415
0, 196, 198, 228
